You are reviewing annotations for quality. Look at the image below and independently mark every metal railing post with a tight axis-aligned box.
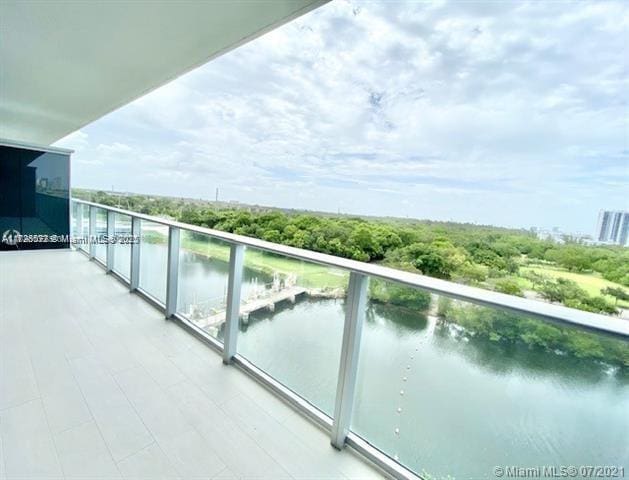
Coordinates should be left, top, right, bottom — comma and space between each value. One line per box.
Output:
165, 226, 180, 318
130, 217, 141, 292
106, 211, 115, 272
223, 244, 244, 364
88, 206, 97, 259
331, 272, 368, 449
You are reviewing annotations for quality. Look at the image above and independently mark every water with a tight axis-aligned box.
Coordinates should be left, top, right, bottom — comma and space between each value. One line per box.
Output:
134, 243, 629, 479
136, 243, 273, 310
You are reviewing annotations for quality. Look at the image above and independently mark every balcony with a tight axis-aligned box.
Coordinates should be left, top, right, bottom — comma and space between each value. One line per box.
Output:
0, 247, 381, 480
3, 0, 626, 477
2, 199, 626, 480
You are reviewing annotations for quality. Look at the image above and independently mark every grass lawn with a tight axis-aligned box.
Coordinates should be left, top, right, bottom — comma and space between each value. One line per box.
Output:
181, 236, 348, 289
521, 265, 629, 308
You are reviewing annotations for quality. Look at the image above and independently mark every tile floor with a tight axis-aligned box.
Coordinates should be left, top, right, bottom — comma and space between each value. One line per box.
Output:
0, 250, 384, 480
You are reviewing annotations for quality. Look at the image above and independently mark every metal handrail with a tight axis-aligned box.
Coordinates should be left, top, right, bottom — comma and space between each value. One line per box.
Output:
72, 198, 629, 338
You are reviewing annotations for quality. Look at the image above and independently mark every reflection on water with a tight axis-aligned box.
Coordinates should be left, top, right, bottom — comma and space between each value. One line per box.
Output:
432, 324, 629, 386
367, 302, 428, 333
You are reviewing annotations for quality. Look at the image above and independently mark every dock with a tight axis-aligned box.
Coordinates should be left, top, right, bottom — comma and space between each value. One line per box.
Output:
195, 285, 308, 330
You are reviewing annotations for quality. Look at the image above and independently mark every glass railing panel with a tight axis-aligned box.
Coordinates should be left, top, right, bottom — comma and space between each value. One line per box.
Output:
78, 203, 89, 252
351, 278, 629, 478
138, 220, 168, 303
237, 246, 350, 416
70, 201, 79, 239
71, 201, 85, 249
94, 207, 107, 263
176, 231, 234, 341
112, 213, 132, 280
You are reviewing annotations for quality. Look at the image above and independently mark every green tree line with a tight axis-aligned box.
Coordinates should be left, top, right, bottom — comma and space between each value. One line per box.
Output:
74, 189, 628, 315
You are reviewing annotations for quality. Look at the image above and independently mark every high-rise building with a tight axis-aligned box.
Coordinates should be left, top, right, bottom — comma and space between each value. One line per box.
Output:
620, 213, 629, 246
596, 210, 629, 246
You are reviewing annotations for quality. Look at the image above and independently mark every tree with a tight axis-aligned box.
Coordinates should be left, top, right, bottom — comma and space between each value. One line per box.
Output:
349, 225, 382, 261
414, 250, 452, 278
261, 229, 281, 243
494, 278, 523, 297
598, 261, 629, 288
534, 277, 618, 314
601, 287, 629, 305
455, 262, 488, 283
564, 296, 618, 315
536, 278, 586, 303
544, 246, 593, 272
369, 279, 431, 310
466, 241, 512, 273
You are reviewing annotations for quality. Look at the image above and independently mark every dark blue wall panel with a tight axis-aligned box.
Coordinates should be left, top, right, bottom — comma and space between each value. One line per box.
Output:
0, 145, 70, 250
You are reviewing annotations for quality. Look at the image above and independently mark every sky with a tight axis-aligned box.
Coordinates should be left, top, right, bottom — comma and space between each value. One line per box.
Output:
55, 0, 629, 233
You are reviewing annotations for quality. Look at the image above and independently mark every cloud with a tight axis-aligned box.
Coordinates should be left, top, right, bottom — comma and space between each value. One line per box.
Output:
55, 0, 629, 232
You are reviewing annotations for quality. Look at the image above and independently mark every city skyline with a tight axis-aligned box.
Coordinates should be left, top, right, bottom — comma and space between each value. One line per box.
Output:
55, 0, 629, 232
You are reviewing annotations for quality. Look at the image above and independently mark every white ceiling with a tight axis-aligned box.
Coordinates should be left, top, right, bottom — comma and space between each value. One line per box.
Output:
0, 0, 326, 146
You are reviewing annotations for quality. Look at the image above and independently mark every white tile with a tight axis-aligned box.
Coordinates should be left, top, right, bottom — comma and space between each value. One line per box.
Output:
0, 400, 63, 478
30, 353, 80, 396
221, 394, 343, 480
30, 355, 93, 434
89, 331, 142, 375
165, 380, 291, 480
0, 420, 6, 480
117, 442, 180, 480
41, 388, 93, 434
126, 339, 185, 388
54, 421, 121, 479
211, 468, 237, 480
70, 356, 154, 461
0, 345, 39, 411
114, 367, 191, 442
281, 409, 386, 480
167, 352, 245, 406
158, 429, 226, 480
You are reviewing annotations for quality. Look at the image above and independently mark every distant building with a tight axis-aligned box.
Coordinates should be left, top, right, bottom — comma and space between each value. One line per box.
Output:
595, 210, 629, 246
533, 227, 593, 245
535, 227, 566, 244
